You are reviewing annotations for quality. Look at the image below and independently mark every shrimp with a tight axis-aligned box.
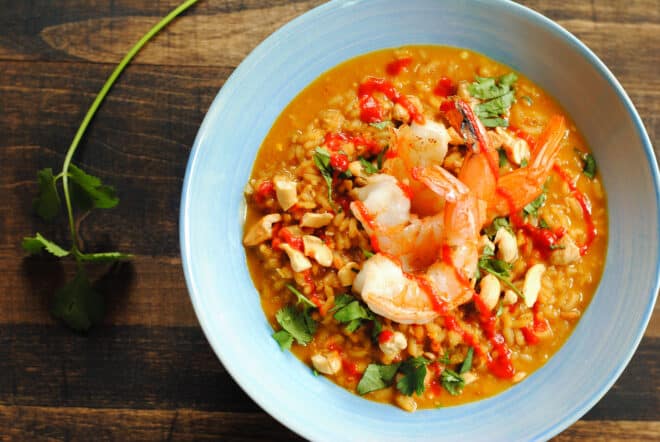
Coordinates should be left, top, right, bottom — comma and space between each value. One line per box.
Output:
459, 115, 567, 219
353, 165, 479, 324
491, 115, 567, 215
383, 121, 451, 216
350, 173, 444, 272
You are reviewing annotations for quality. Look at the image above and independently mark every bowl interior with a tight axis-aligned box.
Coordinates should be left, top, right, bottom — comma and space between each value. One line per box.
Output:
180, 0, 658, 440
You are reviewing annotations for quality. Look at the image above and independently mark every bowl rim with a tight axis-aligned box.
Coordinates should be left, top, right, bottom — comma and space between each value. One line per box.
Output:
180, 0, 659, 440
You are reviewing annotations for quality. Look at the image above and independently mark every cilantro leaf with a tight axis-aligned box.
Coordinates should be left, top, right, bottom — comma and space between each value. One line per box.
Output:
68, 164, 119, 210
275, 305, 316, 346
459, 347, 474, 374
357, 362, 400, 395
272, 330, 294, 350
396, 356, 430, 396
371, 318, 383, 344
484, 216, 513, 239
362, 248, 375, 259
523, 187, 547, 217
575, 149, 597, 179
478, 255, 525, 300
439, 351, 451, 365
285, 283, 316, 308
33, 168, 61, 221
520, 158, 529, 168
332, 294, 374, 333
376, 146, 389, 171
51, 268, 104, 331
359, 157, 379, 175
369, 121, 390, 130
475, 91, 515, 120
440, 368, 465, 396
469, 73, 518, 128
78, 252, 133, 262
497, 148, 508, 168
538, 218, 550, 229
313, 147, 334, 204
22, 233, 69, 258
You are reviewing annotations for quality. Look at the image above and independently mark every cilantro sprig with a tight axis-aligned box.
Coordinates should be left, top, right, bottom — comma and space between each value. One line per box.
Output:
478, 246, 525, 300
313, 147, 335, 205
330, 294, 375, 332
575, 148, 597, 179
21, 0, 200, 331
357, 356, 431, 397
468, 73, 518, 127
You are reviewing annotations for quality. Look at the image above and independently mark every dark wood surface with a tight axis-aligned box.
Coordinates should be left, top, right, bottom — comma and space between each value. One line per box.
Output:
1, 0, 658, 440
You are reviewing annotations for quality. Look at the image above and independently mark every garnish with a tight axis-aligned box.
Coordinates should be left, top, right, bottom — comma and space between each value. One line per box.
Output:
362, 248, 375, 259
21, 0, 199, 331
369, 121, 391, 130
330, 294, 375, 332
521, 95, 534, 106
439, 351, 451, 365
273, 305, 317, 349
523, 183, 548, 217
397, 356, 430, 396
376, 145, 389, 171
520, 158, 529, 168
371, 318, 383, 344
538, 218, 550, 229
313, 147, 335, 204
478, 255, 525, 300
483, 216, 513, 239
497, 147, 508, 167
575, 149, 597, 179
357, 362, 400, 395
359, 156, 379, 175
286, 283, 316, 308
468, 73, 518, 127
440, 368, 465, 396
459, 347, 474, 374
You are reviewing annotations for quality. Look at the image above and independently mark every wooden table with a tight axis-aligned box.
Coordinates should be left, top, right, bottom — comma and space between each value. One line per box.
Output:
1, 1, 657, 440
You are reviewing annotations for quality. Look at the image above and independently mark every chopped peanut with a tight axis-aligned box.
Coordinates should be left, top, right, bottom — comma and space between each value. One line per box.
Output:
495, 127, 530, 166
280, 243, 312, 272
243, 213, 282, 246
523, 263, 546, 307
300, 212, 333, 228
338, 262, 360, 286
379, 330, 408, 357
479, 274, 501, 311
494, 227, 518, 263
302, 235, 333, 267
273, 175, 298, 211
311, 352, 341, 375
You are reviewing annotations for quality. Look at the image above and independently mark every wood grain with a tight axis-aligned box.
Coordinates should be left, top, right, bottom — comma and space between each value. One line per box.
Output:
0, 0, 657, 440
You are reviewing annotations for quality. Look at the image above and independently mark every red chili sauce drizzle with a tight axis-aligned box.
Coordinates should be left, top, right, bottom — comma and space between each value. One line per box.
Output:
358, 77, 424, 124
386, 57, 413, 76
496, 187, 565, 254
507, 125, 597, 255
551, 165, 597, 255
352, 200, 381, 252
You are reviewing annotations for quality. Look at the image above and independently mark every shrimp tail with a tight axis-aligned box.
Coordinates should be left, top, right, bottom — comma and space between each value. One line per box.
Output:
493, 115, 567, 215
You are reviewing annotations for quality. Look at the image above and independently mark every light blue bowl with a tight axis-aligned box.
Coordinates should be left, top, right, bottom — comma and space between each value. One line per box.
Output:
180, 0, 658, 440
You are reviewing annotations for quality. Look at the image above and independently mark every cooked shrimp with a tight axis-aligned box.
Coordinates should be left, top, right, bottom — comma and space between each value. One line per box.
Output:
351, 173, 411, 233
383, 121, 451, 216
353, 166, 479, 324
491, 115, 566, 216
353, 254, 438, 324
350, 173, 444, 272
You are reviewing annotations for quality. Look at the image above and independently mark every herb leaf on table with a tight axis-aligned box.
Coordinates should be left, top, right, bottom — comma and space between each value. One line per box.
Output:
21, 0, 201, 331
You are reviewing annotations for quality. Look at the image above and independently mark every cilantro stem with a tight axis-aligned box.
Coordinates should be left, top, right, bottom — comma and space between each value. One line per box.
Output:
60, 0, 200, 254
